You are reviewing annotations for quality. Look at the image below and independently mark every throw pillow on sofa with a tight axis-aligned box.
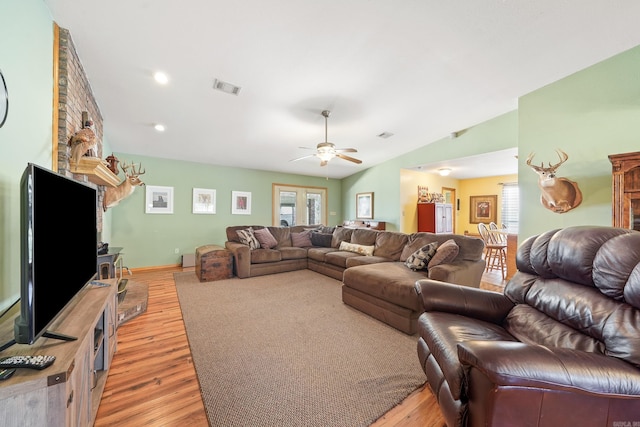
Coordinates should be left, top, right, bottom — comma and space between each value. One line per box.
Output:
236, 227, 261, 250
427, 239, 459, 268
291, 230, 313, 247
405, 242, 438, 270
254, 227, 278, 249
339, 241, 375, 256
310, 232, 333, 247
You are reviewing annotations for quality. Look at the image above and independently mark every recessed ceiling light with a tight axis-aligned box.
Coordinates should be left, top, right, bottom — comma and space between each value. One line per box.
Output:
377, 132, 394, 139
154, 71, 169, 85
154, 124, 166, 132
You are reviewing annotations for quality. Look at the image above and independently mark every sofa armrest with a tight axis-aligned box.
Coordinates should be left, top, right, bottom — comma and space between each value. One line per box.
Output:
415, 279, 514, 324
458, 341, 640, 396
225, 241, 251, 278
427, 259, 486, 288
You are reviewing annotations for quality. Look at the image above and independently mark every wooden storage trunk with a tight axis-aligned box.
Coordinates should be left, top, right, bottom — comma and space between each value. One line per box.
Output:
195, 245, 233, 282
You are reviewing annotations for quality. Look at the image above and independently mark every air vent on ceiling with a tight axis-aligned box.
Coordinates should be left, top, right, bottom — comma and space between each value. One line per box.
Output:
377, 132, 394, 139
213, 79, 241, 95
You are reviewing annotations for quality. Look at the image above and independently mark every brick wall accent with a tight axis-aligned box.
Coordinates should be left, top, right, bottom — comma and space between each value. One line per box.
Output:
56, 27, 106, 232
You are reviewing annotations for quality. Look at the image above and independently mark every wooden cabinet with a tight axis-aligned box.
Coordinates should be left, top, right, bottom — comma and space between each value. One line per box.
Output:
0, 280, 117, 427
417, 203, 453, 233
342, 220, 386, 230
609, 151, 640, 230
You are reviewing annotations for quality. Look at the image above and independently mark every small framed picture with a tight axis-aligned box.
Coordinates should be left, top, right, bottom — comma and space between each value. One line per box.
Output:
232, 191, 251, 215
469, 195, 497, 224
146, 185, 174, 214
193, 188, 216, 214
356, 192, 374, 219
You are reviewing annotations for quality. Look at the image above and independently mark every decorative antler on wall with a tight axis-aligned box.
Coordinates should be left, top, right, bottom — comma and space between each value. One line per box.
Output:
103, 161, 146, 211
526, 149, 582, 213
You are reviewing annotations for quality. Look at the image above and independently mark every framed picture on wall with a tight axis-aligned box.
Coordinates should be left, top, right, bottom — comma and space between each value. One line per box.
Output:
193, 188, 216, 214
146, 185, 174, 214
356, 192, 374, 219
469, 195, 497, 224
232, 191, 252, 215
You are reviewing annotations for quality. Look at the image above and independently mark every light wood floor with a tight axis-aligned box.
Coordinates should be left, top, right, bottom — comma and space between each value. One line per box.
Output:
94, 267, 506, 427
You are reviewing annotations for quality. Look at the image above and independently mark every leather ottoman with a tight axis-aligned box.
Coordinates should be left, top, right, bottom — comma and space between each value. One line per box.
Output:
195, 245, 233, 282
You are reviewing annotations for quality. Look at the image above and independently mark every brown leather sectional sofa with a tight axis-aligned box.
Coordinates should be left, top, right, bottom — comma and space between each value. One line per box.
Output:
415, 225, 640, 426
225, 225, 485, 333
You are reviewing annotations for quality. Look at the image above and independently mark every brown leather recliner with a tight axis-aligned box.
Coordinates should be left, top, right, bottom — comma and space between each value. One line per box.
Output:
415, 226, 640, 427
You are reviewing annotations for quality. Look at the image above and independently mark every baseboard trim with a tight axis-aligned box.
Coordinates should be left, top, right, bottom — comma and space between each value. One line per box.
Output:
129, 264, 181, 274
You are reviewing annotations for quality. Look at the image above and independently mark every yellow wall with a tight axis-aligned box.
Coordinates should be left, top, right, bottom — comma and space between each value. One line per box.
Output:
399, 169, 460, 233
458, 174, 518, 235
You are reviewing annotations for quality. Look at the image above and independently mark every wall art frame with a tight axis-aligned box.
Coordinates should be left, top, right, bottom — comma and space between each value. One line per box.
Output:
192, 188, 216, 214
146, 185, 174, 214
356, 192, 374, 219
232, 191, 252, 215
469, 194, 497, 224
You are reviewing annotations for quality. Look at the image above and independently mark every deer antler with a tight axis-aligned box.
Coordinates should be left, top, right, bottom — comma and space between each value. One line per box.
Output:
131, 163, 145, 176
548, 149, 568, 169
120, 161, 131, 175
119, 162, 145, 177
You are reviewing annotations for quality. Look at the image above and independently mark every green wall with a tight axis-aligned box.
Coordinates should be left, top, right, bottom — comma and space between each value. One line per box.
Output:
0, 0, 53, 312
109, 154, 342, 268
518, 45, 640, 238
2, 0, 640, 311
342, 110, 519, 231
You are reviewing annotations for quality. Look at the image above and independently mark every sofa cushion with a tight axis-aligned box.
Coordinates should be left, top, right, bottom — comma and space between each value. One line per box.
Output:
346, 256, 393, 268
428, 239, 459, 268
268, 226, 293, 248
291, 231, 313, 247
236, 227, 260, 249
331, 227, 353, 248
310, 232, 333, 247
375, 231, 409, 261
325, 251, 361, 268
279, 246, 308, 260
254, 227, 278, 249
307, 247, 337, 262
343, 262, 427, 311
339, 241, 375, 256
251, 248, 281, 263
350, 228, 379, 246
401, 233, 483, 262
405, 242, 438, 271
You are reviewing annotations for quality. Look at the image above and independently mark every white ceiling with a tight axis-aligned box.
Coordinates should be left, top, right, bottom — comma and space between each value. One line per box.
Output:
43, 1, 640, 179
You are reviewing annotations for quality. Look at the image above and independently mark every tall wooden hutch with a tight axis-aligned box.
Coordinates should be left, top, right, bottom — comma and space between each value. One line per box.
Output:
609, 151, 640, 230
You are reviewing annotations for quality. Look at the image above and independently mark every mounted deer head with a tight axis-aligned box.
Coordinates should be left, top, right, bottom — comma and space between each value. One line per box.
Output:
103, 162, 146, 211
526, 149, 582, 213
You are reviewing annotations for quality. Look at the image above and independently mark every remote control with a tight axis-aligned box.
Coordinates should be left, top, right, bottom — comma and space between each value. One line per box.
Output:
0, 355, 56, 370
0, 368, 16, 380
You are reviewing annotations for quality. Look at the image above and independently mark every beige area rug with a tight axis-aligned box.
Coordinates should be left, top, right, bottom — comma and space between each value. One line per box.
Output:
174, 270, 426, 427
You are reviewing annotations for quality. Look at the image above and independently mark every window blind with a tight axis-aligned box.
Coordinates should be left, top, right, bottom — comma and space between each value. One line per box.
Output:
501, 182, 519, 233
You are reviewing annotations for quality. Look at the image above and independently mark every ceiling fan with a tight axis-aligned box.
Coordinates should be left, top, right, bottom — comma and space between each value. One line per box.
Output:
291, 110, 362, 167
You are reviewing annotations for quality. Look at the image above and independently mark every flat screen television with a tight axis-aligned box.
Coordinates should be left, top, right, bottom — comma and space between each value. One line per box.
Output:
12, 163, 98, 345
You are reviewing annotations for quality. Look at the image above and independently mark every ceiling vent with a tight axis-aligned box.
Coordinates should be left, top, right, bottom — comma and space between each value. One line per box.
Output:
377, 132, 394, 139
213, 79, 241, 95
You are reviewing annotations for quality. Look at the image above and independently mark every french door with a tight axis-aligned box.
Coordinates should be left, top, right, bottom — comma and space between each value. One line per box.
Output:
272, 184, 327, 227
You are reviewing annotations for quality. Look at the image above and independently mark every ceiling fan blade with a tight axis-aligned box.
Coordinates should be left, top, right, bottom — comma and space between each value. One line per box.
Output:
298, 146, 315, 150
335, 148, 357, 153
289, 154, 315, 162
336, 153, 362, 164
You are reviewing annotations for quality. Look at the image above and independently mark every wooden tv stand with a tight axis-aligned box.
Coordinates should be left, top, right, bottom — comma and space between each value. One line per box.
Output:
0, 280, 117, 426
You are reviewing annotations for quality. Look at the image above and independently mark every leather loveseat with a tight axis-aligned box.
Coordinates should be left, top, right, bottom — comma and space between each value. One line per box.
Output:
415, 225, 640, 426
